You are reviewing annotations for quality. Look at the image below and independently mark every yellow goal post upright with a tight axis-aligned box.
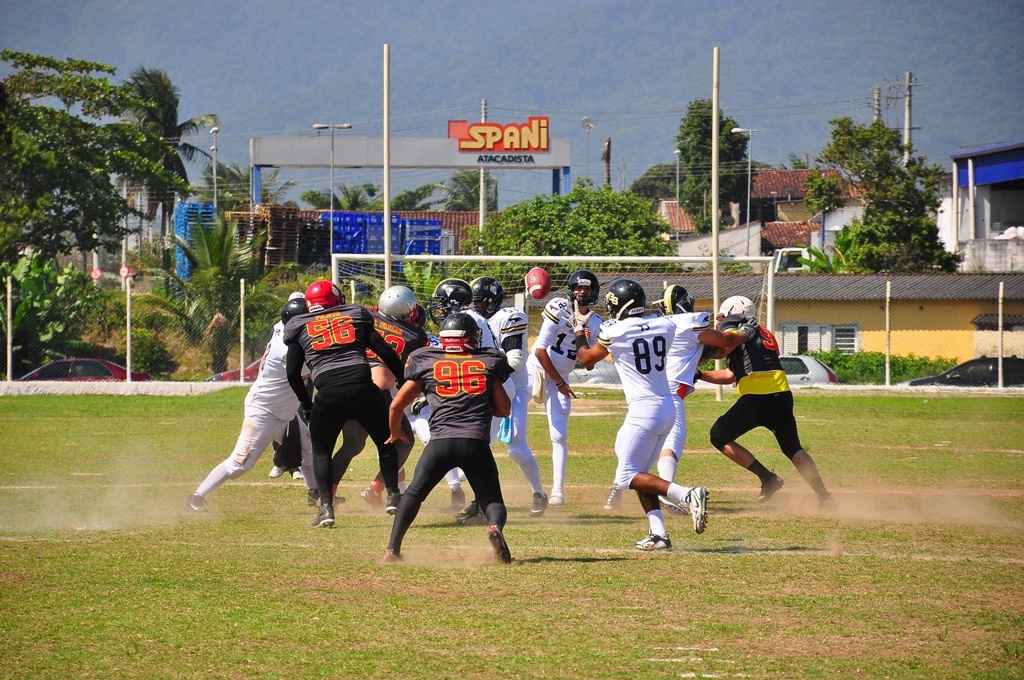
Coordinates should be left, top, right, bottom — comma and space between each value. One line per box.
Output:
331, 253, 775, 335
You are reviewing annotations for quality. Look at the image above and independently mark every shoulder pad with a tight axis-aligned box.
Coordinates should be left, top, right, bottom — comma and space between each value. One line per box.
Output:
543, 297, 571, 324
500, 308, 528, 333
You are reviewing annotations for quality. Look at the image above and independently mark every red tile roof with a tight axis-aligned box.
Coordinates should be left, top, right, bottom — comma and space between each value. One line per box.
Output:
760, 221, 817, 250
657, 200, 697, 232
751, 169, 817, 200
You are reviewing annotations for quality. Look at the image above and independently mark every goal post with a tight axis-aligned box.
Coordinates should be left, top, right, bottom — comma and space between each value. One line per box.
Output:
332, 253, 775, 333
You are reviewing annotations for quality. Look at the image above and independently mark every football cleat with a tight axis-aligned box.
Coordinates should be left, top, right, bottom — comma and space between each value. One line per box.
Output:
385, 492, 402, 515
603, 485, 623, 511
290, 469, 304, 481
758, 474, 785, 502
268, 466, 287, 479
818, 492, 836, 512
184, 494, 207, 512
487, 524, 513, 564
311, 501, 335, 528
455, 500, 485, 525
360, 486, 384, 508
548, 493, 565, 507
658, 495, 690, 515
381, 549, 403, 564
306, 489, 320, 507
688, 486, 709, 534
530, 492, 549, 517
635, 533, 672, 551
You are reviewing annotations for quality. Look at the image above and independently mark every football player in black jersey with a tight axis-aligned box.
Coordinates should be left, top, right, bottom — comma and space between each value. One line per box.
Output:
329, 286, 429, 510
695, 296, 832, 507
283, 279, 406, 528
382, 312, 514, 563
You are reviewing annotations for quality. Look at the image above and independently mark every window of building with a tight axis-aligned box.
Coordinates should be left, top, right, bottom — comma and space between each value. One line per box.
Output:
781, 323, 858, 354
832, 326, 858, 353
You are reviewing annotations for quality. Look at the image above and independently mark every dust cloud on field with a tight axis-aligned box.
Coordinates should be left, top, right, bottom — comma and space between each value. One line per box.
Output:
0, 446, 191, 533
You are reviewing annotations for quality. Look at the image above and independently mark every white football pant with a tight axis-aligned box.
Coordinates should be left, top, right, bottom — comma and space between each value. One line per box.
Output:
612, 397, 676, 489
490, 382, 545, 495
529, 372, 572, 496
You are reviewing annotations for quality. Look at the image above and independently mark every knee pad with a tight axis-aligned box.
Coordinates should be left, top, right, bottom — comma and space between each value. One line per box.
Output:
709, 419, 729, 451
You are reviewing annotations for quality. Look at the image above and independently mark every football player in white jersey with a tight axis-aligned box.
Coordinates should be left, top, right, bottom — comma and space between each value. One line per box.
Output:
576, 279, 711, 550
526, 269, 603, 506
474, 277, 548, 516
186, 293, 317, 511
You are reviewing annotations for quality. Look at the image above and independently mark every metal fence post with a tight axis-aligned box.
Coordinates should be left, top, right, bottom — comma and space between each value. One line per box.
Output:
5, 276, 12, 382
884, 279, 891, 387
998, 281, 1004, 389
126, 276, 133, 383
239, 278, 246, 384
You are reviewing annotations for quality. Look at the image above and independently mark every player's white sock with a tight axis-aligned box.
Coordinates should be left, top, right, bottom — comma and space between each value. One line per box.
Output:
194, 461, 234, 498
551, 441, 568, 496
510, 449, 545, 495
445, 468, 462, 489
665, 483, 693, 506
657, 454, 678, 483
646, 508, 667, 538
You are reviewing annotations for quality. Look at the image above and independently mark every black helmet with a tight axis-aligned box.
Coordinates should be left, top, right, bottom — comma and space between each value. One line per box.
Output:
439, 312, 481, 352
429, 278, 473, 325
567, 269, 600, 306
604, 278, 647, 320
470, 276, 504, 318
281, 296, 308, 324
660, 284, 694, 315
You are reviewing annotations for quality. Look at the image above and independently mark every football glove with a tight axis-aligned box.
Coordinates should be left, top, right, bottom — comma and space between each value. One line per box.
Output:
410, 395, 428, 416
573, 299, 592, 334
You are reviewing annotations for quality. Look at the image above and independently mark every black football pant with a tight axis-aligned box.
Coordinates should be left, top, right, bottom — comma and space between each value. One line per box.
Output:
330, 394, 414, 487
310, 380, 400, 499
387, 437, 506, 554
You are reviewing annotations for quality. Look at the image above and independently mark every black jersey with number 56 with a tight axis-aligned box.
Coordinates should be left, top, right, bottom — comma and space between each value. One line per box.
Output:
405, 346, 511, 441
283, 304, 382, 384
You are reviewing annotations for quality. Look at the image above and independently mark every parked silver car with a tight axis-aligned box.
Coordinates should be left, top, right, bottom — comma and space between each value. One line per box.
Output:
780, 355, 838, 385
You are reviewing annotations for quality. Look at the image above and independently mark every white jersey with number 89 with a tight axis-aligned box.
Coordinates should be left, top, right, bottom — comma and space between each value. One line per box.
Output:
597, 315, 675, 403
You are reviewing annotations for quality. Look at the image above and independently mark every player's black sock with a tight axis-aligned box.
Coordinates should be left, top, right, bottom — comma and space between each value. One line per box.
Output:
746, 459, 775, 484
482, 501, 507, 530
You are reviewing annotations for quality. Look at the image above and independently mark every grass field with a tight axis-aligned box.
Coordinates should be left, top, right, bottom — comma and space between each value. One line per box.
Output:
1, 389, 1023, 679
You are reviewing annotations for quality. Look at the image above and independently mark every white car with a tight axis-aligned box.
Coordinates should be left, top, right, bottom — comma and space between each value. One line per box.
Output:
780, 355, 838, 385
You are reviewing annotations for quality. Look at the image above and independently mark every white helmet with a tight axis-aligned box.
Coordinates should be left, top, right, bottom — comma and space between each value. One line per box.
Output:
719, 295, 756, 320
378, 285, 418, 321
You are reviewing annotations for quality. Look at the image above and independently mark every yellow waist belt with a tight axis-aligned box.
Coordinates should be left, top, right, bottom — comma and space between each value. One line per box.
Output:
737, 370, 790, 396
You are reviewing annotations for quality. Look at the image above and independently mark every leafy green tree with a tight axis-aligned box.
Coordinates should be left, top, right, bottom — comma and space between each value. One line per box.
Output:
470, 180, 671, 257
675, 99, 748, 233
438, 170, 497, 212
0, 256, 103, 376
628, 163, 677, 206
195, 162, 293, 212
817, 118, 958, 272
786, 153, 810, 169
139, 217, 267, 372
124, 67, 216, 245
301, 183, 381, 211
0, 50, 185, 263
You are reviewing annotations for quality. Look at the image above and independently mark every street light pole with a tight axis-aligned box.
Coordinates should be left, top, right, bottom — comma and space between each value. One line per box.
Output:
209, 126, 219, 210
313, 122, 353, 257
673, 148, 681, 206
731, 127, 759, 256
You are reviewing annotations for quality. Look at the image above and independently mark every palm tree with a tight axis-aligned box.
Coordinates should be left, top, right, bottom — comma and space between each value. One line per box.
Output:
438, 170, 497, 211
124, 67, 217, 252
300, 183, 381, 211
140, 217, 266, 372
196, 162, 294, 213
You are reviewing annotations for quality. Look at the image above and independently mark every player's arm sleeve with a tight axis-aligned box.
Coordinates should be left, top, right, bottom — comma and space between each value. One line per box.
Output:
500, 334, 525, 371
286, 341, 311, 407
368, 329, 405, 382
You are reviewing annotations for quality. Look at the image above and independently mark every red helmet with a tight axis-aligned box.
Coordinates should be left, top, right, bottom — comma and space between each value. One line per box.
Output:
305, 280, 342, 311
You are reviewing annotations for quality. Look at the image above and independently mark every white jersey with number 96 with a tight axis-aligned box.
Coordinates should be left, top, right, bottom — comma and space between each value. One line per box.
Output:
597, 315, 675, 403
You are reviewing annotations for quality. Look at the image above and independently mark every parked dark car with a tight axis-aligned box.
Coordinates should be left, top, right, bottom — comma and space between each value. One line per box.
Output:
908, 357, 1024, 387
20, 358, 150, 382
205, 359, 262, 383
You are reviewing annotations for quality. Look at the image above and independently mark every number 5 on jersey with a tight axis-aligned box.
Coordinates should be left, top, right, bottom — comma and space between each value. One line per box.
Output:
306, 314, 355, 350
434, 359, 487, 397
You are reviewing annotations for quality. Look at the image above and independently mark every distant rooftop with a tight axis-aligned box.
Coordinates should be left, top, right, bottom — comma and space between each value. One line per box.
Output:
951, 141, 1024, 160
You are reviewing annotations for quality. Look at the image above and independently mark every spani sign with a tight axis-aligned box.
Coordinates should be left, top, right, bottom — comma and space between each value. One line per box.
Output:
448, 116, 550, 162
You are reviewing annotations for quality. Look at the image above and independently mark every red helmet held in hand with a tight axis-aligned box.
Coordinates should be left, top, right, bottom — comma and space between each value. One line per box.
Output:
305, 280, 342, 311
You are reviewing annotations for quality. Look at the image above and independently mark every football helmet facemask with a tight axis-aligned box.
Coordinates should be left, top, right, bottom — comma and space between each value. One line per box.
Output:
661, 284, 695, 315
439, 312, 481, 352
429, 278, 473, 325
567, 269, 600, 306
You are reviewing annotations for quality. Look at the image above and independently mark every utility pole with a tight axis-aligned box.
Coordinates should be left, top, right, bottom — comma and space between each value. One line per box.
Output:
602, 137, 612, 187
479, 97, 487, 231
872, 86, 881, 123
902, 71, 913, 164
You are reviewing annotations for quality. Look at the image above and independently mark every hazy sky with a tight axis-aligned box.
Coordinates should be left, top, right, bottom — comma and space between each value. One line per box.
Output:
3, 0, 1022, 206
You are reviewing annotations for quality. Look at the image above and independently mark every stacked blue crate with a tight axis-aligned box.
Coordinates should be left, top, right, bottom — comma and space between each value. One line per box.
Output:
174, 201, 215, 279
404, 219, 442, 255
324, 212, 443, 273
